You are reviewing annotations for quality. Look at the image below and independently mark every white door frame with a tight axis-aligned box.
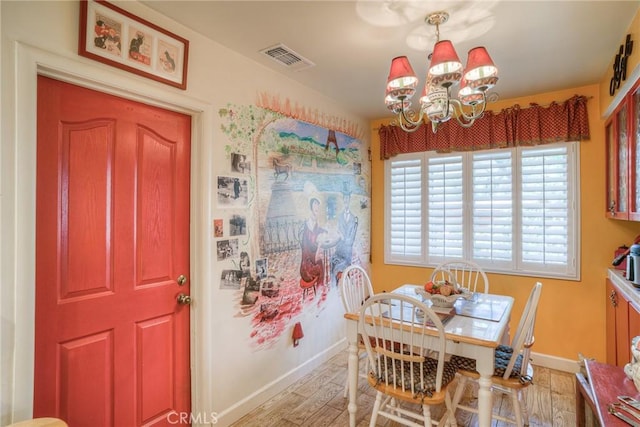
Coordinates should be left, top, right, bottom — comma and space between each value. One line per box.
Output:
6, 41, 213, 424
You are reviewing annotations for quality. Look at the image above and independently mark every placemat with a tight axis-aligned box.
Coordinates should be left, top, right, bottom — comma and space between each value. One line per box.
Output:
382, 305, 454, 328
455, 298, 509, 322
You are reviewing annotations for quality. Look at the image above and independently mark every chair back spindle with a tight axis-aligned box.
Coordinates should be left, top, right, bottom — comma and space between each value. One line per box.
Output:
360, 294, 451, 397
503, 281, 542, 380
339, 265, 373, 313
430, 260, 489, 294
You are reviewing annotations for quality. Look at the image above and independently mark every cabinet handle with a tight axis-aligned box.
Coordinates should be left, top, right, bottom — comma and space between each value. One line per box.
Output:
610, 289, 618, 307
609, 200, 617, 215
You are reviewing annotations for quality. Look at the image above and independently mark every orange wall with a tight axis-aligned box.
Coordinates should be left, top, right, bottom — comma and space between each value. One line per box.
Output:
370, 83, 640, 362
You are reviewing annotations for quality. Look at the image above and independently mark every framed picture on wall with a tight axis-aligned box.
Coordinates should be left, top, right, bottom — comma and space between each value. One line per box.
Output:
78, 0, 189, 90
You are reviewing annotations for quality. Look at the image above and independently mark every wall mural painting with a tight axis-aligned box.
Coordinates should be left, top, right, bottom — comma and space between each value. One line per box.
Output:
219, 101, 370, 349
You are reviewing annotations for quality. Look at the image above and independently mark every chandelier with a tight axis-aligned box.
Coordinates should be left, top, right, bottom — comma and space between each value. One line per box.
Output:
385, 11, 499, 133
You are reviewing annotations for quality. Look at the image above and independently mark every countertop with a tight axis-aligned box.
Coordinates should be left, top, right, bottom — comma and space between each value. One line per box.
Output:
609, 268, 640, 308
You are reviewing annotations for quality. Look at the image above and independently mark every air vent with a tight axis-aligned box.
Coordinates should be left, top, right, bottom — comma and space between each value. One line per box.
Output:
259, 43, 315, 71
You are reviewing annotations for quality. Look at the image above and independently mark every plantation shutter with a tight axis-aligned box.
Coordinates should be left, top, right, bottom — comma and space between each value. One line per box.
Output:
472, 151, 514, 263
383, 142, 577, 278
427, 154, 463, 260
520, 145, 572, 272
388, 157, 423, 259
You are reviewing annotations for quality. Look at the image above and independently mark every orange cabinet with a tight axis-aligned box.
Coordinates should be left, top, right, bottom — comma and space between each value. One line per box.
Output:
606, 278, 629, 366
606, 277, 640, 367
606, 79, 640, 220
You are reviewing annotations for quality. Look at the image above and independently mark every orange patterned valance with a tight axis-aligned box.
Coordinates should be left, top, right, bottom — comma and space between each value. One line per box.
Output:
379, 95, 590, 159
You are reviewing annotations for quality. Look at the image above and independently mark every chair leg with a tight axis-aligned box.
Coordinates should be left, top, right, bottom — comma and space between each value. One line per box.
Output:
444, 391, 458, 427
450, 375, 468, 414
519, 389, 530, 426
369, 392, 383, 427
422, 404, 431, 427
511, 390, 523, 426
342, 377, 348, 398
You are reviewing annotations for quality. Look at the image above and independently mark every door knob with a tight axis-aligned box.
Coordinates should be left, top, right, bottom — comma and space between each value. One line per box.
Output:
177, 293, 191, 305
177, 274, 187, 286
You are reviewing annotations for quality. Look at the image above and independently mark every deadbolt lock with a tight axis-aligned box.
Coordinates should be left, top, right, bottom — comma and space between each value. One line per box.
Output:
177, 275, 187, 286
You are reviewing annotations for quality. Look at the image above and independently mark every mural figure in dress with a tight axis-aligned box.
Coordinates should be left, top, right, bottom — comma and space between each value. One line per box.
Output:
299, 198, 327, 285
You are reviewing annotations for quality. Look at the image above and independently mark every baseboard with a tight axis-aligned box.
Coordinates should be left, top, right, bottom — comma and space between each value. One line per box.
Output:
211, 339, 346, 427
531, 351, 581, 373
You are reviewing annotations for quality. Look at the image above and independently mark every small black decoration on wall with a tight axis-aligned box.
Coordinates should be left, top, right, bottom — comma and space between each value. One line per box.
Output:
610, 34, 633, 96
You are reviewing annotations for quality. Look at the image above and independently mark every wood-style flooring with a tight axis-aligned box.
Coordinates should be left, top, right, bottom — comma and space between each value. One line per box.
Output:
230, 349, 585, 427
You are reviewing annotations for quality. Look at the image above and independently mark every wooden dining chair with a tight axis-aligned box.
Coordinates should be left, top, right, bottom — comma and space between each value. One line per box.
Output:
339, 264, 374, 397
359, 293, 459, 427
448, 281, 543, 426
431, 260, 489, 294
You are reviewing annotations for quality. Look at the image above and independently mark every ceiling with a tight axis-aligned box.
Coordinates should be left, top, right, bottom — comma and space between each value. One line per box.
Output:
141, 1, 639, 120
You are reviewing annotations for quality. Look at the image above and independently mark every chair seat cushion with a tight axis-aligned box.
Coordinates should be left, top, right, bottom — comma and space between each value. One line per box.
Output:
372, 356, 458, 398
450, 344, 531, 383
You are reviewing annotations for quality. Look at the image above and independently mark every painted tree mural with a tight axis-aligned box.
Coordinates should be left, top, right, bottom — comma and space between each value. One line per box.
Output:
219, 100, 370, 349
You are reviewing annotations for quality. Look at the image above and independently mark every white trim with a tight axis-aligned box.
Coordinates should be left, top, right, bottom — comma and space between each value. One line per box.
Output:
8, 41, 213, 424
531, 351, 581, 374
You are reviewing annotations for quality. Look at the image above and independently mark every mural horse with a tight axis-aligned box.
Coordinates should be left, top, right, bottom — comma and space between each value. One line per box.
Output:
273, 158, 292, 181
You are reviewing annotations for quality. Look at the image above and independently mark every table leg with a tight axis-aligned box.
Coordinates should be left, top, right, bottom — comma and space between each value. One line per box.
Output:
347, 339, 359, 427
475, 353, 494, 427
477, 375, 493, 427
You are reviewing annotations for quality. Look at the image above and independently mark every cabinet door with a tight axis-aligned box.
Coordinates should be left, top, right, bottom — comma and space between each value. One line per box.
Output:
629, 302, 640, 363
629, 83, 640, 220
606, 102, 630, 219
606, 279, 618, 364
607, 279, 632, 367
618, 297, 631, 367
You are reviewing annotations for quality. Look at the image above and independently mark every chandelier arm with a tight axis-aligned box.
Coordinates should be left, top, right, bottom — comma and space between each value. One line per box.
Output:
397, 104, 425, 132
454, 115, 477, 128
447, 99, 475, 128
453, 95, 488, 122
400, 105, 424, 126
400, 120, 420, 133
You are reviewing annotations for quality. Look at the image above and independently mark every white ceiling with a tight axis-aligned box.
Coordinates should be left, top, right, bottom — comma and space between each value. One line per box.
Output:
141, 0, 640, 120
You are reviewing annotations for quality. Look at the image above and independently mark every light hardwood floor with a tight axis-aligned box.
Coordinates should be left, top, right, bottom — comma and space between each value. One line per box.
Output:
230, 349, 578, 427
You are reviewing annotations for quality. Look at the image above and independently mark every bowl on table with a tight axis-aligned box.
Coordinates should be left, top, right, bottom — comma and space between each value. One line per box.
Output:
415, 286, 472, 308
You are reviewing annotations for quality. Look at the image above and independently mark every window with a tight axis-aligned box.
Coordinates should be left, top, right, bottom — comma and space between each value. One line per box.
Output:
384, 142, 579, 279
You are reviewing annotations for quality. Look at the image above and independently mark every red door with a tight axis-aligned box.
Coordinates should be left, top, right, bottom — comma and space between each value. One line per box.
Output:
34, 76, 191, 426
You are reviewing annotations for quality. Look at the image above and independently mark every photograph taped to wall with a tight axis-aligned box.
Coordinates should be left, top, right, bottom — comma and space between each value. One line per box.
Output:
241, 277, 260, 306
213, 219, 223, 237
220, 269, 242, 290
229, 214, 246, 236
231, 152, 250, 173
216, 238, 238, 261
79, 0, 189, 89
255, 258, 268, 279
217, 176, 248, 207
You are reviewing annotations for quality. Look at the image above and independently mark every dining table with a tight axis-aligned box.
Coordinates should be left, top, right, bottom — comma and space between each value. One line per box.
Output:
343, 284, 514, 427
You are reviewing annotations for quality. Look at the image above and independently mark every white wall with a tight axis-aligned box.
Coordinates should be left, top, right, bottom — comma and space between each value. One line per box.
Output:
0, 1, 369, 425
